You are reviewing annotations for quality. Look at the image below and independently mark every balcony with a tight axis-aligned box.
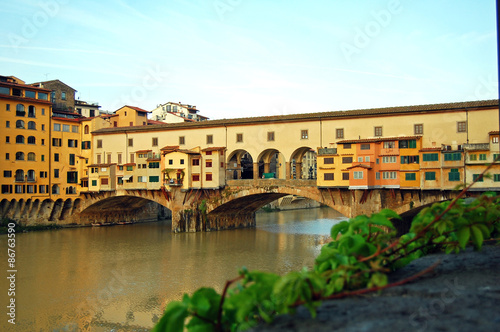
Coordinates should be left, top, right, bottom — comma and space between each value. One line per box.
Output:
166, 179, 183, 187
318, 148, 337, 155
463, 143, 490, 151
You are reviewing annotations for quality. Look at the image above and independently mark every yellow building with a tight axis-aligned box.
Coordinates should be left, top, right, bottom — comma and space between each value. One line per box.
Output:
0, 76, 52, 200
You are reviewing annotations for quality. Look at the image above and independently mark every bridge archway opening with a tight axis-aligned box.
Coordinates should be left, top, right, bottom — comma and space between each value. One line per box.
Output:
257, 149, 285, 179
227, 149, 254, 179
81, 195, 172, 225
290, 147, 317, 180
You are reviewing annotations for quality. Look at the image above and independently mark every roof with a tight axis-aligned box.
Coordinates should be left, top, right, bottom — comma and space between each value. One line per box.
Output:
161, 145, 180, 151
93, 99, 499, 135
420, 147, 442, 151
31, 79, 77, 92
147, 119, 165, 125
202, 147, 226, 152
489, 131, 499, 135
135, 149, 152, 153
115, 105, 150, 114
337, 136, 421, 144
163, 149, 200, 156
346, 164, 372, 170
123, 163, 136, 166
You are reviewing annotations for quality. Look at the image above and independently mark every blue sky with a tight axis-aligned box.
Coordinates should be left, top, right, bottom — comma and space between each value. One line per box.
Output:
0, 0, 497, 119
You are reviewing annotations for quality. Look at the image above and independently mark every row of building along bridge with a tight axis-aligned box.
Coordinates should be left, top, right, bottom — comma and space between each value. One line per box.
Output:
1, 74, 500, 211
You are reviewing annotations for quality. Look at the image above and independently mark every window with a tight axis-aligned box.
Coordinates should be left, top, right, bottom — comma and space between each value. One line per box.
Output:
149, 162, 160, 169
101, 178, 109, 185
301, 130, 308, 139
425, 172, 436, 181
479, 154, 487, 161
6, 121, 10, 128
91, 180, 97, 187
41, 155, 45, 161
192, 174, 200, 182
444, 153, 461, 161
15, 170, 24, 181
382, 171, 397, 179
267, 132, 274, 142
342, 172, 349, 180
382, 156, 397, 163
84, 125, 89, 134
414, 124, 423, 135
324, 157, 334, 164
126, 165, 133, 171
16, 120, 25, 129
449, 169, 460, 181
493, 137, 499, 144
28, 121, 36, 130
0, 87, 9, 95
16, 135, 25, 144
374, 126, 382, 137
206, 151, 212, 156
41, 108, 45, 115
343, 143, 351, 149
152, 137, 158, 146
82, 141, 91, 149
72, 125, 78, 133
207, 135, 214, 144
62, 124, 70, 132
457, 121, 466, 133
472, 174, 483, 182
41, 124, 45, 131
52, 138, 62, 147
61, 91, 66, 100
400, 155, 420, 164
399, 140, 416, 149
128, 138, 133, 147
358, 157, 363, 162
383, 141, 395, 149
236, 133, 243, 143
15, 152, 24, 161
117, 153, 122, 164
67, 171, 78, 184
360, 144, 370, 150
5, 136, 9, 143
180, 159, 184, 165
168, 159, 173, 165
16, 104, 25, 117
149, 176, 159, 182
192, 159, 200, 166
405, 173, 416, 181
27, 152, 36, 161
68, 139, 78, 148
494, 174, 500, 182
38, 92, 48, 100
97, 140, 102, 148
469, 154, 477, 161
69, 154, 75, 165
28, 105, 35, 117
4, 170, 12, 177
353, 171, 363, 179
40, 171, 47, 178
54, 169, 59, 178
54, 123, 61, 131
6, 153, 9, 160
324, 173, 334, 180
54, 153, 59, 162
336, 128, 344, 139
365, 156, 370, 162
206, 160, 212, 168
342, 156, 353, 163
423, 153, 439, 162
15, 185, 24, 194
96, 154, 102, 164
206, 173, 213, 181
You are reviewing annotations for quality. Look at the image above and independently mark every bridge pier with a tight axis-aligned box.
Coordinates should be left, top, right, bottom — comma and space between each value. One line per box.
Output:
172, 207, 256, 233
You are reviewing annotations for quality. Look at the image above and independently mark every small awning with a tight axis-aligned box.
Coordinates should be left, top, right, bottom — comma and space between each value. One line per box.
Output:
122, 175, 132, 180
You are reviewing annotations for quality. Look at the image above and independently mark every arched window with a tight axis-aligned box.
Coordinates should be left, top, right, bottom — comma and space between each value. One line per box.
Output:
27, 136, 36, 144
51, 184, 60, 194
27, 152, 36, 161
27, 170, 35, 181
15, 152, 24, 160
15, 170, 24, 182
84, 125, 89, 134
16, 135, 25, 144
16, 120, 25, 129
28, 121, 36, 130
16, 104, 25, 117
28, 105, 36, 118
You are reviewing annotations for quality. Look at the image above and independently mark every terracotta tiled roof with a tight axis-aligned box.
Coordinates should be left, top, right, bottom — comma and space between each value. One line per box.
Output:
163, 149, 200, 155
489, 131, 499, 135
420, 147, 442, 151
161, 145, 180, 151
94, 99, 499, 135
346, 164, 372, 170
337, 136, 421, 144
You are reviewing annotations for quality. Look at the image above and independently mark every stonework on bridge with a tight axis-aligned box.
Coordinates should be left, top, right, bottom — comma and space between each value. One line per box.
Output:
7, 179, 469, 233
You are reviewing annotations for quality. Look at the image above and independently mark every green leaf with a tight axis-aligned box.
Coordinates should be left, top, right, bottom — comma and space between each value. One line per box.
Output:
152, 301, 188, 332
189, 288, 220, 319
331, 221, 349, 239
471, 225, 484, 250
457, 227, 470, 249
380, 208, 401, 220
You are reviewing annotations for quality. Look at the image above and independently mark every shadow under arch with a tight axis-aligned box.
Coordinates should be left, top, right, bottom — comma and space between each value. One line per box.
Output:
227, 149, 254, 179
290, 146, 317, 180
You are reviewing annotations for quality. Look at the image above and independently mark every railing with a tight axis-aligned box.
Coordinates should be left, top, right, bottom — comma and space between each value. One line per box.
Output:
318, 148, 337, 155
166, 179, 183, 187
463, 143, 490, 151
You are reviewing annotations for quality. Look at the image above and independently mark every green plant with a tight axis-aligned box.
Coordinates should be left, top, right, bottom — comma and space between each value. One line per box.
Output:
152, 170, 500, 332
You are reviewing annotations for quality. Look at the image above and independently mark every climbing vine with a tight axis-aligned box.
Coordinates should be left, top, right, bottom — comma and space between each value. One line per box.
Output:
152, 170, 500, 332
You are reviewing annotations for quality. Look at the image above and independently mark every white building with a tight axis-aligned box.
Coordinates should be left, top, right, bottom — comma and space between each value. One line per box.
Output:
150, 102, 208, 123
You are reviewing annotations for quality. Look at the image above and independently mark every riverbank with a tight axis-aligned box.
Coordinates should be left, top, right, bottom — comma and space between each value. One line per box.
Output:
249, 244, 500, 331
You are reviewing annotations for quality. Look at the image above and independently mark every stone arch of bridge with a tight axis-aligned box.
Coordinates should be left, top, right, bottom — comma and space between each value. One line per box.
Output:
206, 186, 350, 220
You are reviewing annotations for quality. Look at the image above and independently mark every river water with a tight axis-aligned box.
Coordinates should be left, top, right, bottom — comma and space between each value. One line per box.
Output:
1, 207, 346, 332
